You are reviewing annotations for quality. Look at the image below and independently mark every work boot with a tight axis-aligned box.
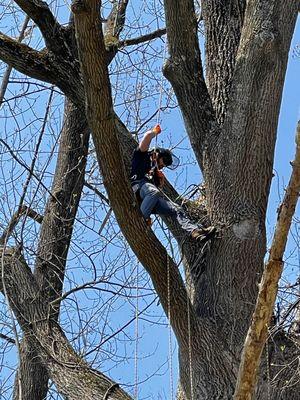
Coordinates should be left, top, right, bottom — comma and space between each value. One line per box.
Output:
191, 226, 216, 242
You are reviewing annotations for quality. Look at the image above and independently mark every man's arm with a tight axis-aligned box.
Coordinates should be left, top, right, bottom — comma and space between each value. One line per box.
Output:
138, 124, 161, 152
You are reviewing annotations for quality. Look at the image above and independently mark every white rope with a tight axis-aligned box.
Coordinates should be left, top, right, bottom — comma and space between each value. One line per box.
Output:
134, 263, 139, 400
186, 288, 194, 400
155, 35, 168, 149
156, 38, 167, 124
167, 255, 174, 400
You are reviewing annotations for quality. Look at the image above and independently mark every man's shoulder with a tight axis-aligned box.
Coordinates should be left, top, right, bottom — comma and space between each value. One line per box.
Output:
133, 148, 151, 158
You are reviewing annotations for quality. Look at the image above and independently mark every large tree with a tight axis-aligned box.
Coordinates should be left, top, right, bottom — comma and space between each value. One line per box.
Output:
0, 1, 299, 399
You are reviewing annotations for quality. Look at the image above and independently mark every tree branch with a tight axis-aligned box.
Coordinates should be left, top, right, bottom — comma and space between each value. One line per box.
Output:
72, 0, 205, 347
104, 0, 129, 38
0, 32, 58, 84
0, 206, 43, 246
0, 332, 15, 344
201, 0, 246, 124
13, 0, 67, 54
0, 32, 84, 105
117, 28, 166, 48
234, 120, 300, 399
0, 15, 30, 106
0, 249, 133, 400
163, 0, 217, 168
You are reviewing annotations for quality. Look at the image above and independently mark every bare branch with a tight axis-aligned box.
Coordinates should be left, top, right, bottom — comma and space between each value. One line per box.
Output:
0, 139, 56, 201
0, 32, 58, 86
0, 249, 134, 400
234, 120, 300, 399
0, 206, 43, 246
104, 0, 129, 38
13, 0, 66, 54
0, 15, 30, 106
117, 28, 166, 48
84, 181, 110, 204
0, 332, 15, 344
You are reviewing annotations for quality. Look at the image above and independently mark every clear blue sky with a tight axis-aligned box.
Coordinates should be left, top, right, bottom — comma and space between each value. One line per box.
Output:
0, 6, 299, 400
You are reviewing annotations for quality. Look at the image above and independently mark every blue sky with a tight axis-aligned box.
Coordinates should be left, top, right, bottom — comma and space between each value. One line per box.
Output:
0, 5, 299, 400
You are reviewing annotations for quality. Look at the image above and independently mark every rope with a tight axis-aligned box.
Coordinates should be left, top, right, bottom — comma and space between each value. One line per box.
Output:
154, 35, 168, 152
156, 36, 168, 126
186, 289, 194, 400
134, 263, 139, 400
167, 255, 174, 400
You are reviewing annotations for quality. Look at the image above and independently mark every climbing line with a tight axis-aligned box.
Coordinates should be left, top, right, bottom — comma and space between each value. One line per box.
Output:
156, 35, 168, 126
186, 286, 194, 400
134, 263, 139, 400
167, 253, 174, 400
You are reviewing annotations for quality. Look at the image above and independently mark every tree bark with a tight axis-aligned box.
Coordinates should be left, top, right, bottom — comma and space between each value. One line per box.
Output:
13, 99, 89, 400
0, 249, 133, 400
0, 1, 299, 399
234, 120, 300, 399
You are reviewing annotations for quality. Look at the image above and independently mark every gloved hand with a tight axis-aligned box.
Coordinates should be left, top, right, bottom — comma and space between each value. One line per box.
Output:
152, 124, 161, 135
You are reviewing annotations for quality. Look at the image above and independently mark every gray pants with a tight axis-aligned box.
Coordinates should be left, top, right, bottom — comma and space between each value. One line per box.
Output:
138, 181, 200, 233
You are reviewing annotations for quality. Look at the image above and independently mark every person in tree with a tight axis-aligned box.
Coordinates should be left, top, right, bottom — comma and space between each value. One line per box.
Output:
130, 125, 216, 241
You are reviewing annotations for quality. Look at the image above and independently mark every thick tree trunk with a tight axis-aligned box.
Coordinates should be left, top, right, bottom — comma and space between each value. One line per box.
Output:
0, 1, 299, 399
13, 99, 89, 400
163, 1, 299, 399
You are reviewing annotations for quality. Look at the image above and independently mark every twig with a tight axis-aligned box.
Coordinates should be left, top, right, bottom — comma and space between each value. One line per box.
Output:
0, 15, 30, 107
84, 181, 110, 204
103, 383, 119, 399
0, 205, 43, 245
0, 332, 15, 344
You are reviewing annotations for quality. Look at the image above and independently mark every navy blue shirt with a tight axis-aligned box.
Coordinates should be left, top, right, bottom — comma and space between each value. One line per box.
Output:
130, 148, 153, 183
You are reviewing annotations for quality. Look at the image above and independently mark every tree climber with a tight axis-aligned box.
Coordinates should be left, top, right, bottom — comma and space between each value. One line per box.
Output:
130, 125, 216, 241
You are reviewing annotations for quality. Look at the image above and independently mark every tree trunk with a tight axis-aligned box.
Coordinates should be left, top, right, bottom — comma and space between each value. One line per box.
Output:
0, 1, 299, 399
13, 98, 89, 400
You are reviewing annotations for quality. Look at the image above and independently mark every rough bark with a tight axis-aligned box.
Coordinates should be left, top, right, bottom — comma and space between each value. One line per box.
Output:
0, 249, 133, 400
202, 0, 246, 124
0, 1, 299, 399
163, 0, 299, 398
234, 120, 300, 399
200, 0, 299, 350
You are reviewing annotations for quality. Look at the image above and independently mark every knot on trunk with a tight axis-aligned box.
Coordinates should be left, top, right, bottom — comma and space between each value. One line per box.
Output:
233, 219, 260, 240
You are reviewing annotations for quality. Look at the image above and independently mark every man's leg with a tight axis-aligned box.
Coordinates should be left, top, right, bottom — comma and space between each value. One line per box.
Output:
139, 182, 161, 219
155, 196, 216, 240
154, 197, 199, 233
